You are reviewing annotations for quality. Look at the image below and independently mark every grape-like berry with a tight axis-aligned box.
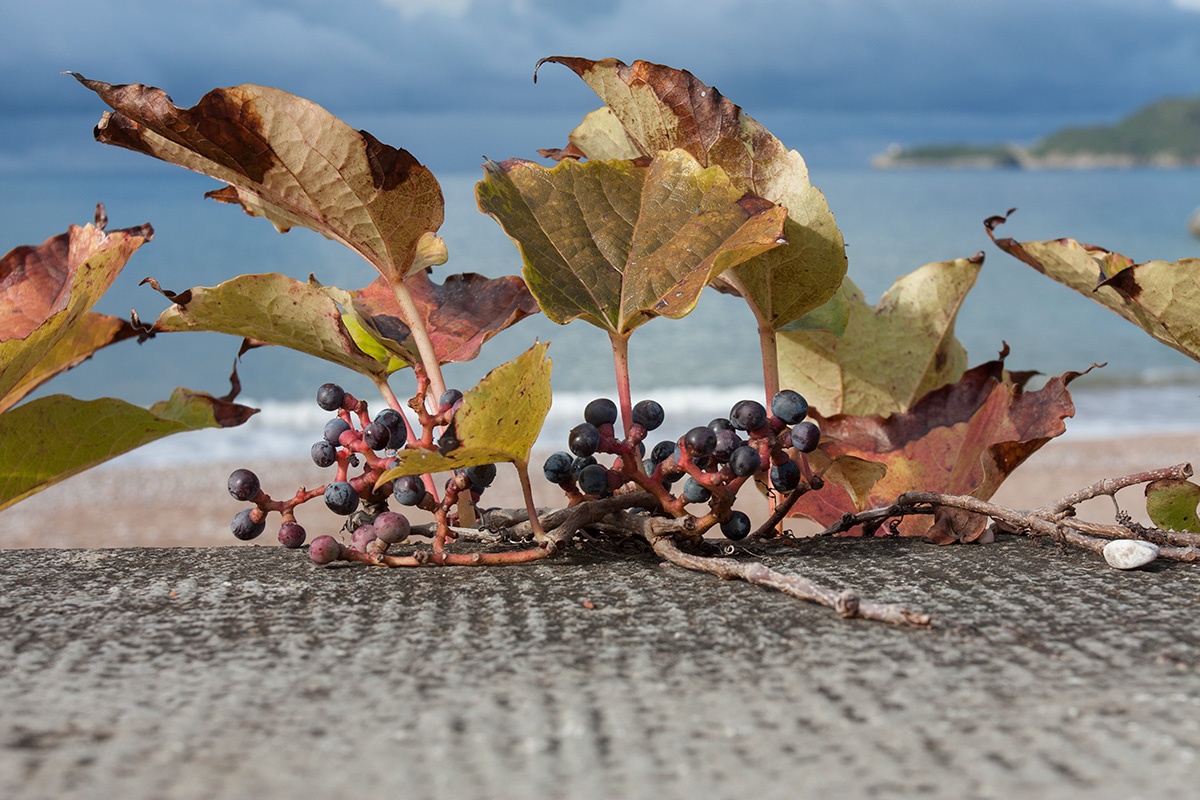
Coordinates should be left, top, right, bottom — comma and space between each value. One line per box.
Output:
569, 423, 601, 457
682, 477, 711, 504
278, 521, 306, 549
649, 440, 677, 466
351, 524, 377, 552
584, 398, 619, 427
439, 388, 464, 409
543, 452, 574, 484
227, 468, 260, 502
373, 512, 411, 544
374, 408, 405, 447
231, 508, 265, 541
712, 429, 742, 462
631, 399, 665, 431
465, 463, 497, 490
316, 383, 345, 412
683, 426, 717, 458
729, 445, 762, 478
392, 475, 427, 506
324, 481, 360, 515
770, 460, 802, 493
730, 399, 768, 432
311, 440, 337, 468
577, 463, 610, 496
721, 511, 752, 541
771, 390, 809, 425
708, 417, 734, 432
790, 421, 821, 453
308, 535, 342, 564
571, 455, 597, 476
323, 418, 352, 446
361, 421, 389, 451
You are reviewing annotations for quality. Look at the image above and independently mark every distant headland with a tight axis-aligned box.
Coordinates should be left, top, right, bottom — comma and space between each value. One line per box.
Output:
872, 96, 1200, 169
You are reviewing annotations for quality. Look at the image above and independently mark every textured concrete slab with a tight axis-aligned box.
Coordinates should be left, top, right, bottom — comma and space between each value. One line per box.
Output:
2, 535, 1198, 799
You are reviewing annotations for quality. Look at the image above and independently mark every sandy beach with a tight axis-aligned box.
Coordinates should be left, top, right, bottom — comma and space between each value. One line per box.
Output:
4, 430, 1199, 550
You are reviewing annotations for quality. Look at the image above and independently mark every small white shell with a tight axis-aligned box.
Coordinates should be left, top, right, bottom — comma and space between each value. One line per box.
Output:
1103, 539, 1160, 570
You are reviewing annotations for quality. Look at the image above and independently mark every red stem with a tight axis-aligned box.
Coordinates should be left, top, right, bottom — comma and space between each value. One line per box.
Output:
609, 331, 634, 436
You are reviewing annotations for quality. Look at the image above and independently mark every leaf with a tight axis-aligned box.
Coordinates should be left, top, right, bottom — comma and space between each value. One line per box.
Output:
0, 214, 152, 411
788, 350, 1090, 540
538, 107, 642, 162
149, 273, 392, 380
988, 212, 1200, 362
777, 254, 984, 416
75, 75, 444, 285
2, 312, 141, 411
536, 56, 847, 329
348, 270, 540, 365
0, 388, 257, 512
808, 447, 888, 511
376, 343, 552, 483
475, 148, 787, 336
1145, 479, 1200, 533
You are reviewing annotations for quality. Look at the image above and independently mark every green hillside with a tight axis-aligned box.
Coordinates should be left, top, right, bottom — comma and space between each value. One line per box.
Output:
873, 96, 1200, 168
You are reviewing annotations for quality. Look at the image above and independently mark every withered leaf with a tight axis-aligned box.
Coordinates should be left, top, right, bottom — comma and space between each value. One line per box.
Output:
0, 215, 152, 411
788, 349, 1090, 540
989, 211, 1200, 363
349, 271, 540, 366
536, 56, 846, 329
75, 75, 444, 285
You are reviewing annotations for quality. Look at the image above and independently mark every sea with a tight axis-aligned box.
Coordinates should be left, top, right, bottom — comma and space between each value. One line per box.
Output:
4, 165, 1200, 467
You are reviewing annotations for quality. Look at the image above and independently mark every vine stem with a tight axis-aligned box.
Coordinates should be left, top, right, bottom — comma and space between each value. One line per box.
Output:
609, 331, 634, 435
388, 280, 447, 407
717, 270, 783, 528
512, 458, 548, 541
649, 536, 931, 627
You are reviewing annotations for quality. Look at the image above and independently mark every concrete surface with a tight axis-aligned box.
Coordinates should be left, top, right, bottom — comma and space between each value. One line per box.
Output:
1, 535, 1198, 800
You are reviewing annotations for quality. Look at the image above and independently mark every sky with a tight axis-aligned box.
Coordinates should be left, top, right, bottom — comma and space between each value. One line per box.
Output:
2, 0, 1200, 176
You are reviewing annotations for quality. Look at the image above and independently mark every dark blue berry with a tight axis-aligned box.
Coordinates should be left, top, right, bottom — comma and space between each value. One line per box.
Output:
631, 399, 664, 431
771, 390, 809, 425
584, 398, 619, 427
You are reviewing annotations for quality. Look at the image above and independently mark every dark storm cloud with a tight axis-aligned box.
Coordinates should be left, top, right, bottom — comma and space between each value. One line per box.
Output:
1, 0, 1198, 172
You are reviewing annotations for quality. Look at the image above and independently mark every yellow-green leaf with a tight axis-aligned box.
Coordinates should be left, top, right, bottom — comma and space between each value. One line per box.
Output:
1145, 478, 1200, 533
475, 149, 786, 336
151, 273, 392, 380
989, 227, 1190, 356
778, 255, 983, 416
376, 343, 552, 483
0, 390, 257, 512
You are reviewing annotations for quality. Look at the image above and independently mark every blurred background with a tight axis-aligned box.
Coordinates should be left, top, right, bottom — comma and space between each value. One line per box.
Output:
3, 0, 1200, 463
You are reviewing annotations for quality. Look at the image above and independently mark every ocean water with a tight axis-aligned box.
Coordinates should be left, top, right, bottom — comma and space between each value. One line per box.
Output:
3, 165, 1200, 466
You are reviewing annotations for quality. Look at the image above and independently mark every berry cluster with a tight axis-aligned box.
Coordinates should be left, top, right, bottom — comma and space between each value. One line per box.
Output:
542, 389, 820, 541
225, 381, 496, 562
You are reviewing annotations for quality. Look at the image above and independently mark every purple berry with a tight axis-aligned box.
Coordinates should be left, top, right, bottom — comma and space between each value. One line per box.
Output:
308, 535, 342, 564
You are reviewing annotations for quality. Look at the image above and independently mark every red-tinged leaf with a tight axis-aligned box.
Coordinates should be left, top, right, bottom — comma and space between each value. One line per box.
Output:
2, 312, 141, 411
789, 349, 1091, 540
0, 210, 152, 410
0, 387, 257, 512
349, 270, 540, 365
536, 57, 846, 329
74, 75, 444, 286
